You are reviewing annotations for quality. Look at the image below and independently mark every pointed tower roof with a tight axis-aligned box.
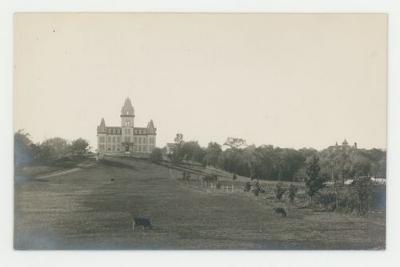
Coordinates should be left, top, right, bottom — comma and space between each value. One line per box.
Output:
147, 119, 155, 128
120, 97, 135, 117
97, 118, 106, 133
342, 139, 348, 146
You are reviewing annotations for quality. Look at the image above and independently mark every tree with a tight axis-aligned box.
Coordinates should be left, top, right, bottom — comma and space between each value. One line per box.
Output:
223, 137, 247, 149
150, 148, 163, 163
203, 142, 222, 167
353, 177, 373, 214
39, 137, 69, 161
70, 138, 89, 156
350, 154, 372, 178
180, 141, 205, 162
169, 133, 185, 163
14, 129, 34, 167
274, 182, 286, 201
288, 184, 298, 203
277, 148, 305, 181
243, 145, 258, 180
304, 155, 325, 203
174, 133, 184, 144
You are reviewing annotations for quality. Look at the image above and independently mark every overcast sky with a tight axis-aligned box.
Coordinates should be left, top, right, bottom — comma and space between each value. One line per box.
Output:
14, 13, 387, 150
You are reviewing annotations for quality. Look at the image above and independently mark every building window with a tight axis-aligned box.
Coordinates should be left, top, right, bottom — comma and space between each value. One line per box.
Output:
117, 136, 121, 142
107, 136, 111, 142
113, 136, 116, 142
99, 136, 105, 142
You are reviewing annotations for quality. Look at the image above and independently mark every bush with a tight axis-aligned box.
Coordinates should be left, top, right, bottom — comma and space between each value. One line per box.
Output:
244, 182, 251, 192
337, 189, 359, 213
335, 181, 385, 214
314, 190, 337, 211
232, 174, 237, 180
353, 177, 374, 214
274, 182, 286, 201
150, 148, 163, 163
252, 181, 262, 196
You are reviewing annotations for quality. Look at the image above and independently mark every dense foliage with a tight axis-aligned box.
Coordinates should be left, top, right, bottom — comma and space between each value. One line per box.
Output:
150, 147, 163, 163
167, 135, 386, 182
304, 155, 325, 199
14, 130, 90, 166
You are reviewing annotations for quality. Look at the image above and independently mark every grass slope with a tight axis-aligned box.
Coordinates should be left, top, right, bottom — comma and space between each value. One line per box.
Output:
14, 158, 385, 250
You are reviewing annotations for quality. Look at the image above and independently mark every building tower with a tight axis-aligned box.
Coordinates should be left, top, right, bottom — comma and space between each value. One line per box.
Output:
120, 98, 135, 152
147, 119, 157, 149
97, 118, 107, 152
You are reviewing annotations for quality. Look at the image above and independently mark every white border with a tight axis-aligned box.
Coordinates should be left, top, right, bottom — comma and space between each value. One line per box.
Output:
1, 1, 399, 267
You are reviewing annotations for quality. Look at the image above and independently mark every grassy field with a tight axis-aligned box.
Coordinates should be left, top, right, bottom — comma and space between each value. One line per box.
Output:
14, 158, 385, 250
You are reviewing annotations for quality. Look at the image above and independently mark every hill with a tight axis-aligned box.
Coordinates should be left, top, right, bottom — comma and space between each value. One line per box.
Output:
14, 157, 385, 249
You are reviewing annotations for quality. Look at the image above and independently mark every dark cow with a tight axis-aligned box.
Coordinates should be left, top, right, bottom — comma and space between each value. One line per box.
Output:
133, 217, 153, 232
273, 207, 287, 217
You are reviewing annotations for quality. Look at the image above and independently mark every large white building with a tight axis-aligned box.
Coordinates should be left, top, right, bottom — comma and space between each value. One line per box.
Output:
97, 98, 157, 154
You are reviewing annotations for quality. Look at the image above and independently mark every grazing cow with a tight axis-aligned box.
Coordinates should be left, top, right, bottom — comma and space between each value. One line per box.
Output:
132, 217, 152, 232
273, 207, 287, 217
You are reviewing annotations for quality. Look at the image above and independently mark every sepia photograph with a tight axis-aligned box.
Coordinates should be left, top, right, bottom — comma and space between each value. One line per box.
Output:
13, 13, 387, 250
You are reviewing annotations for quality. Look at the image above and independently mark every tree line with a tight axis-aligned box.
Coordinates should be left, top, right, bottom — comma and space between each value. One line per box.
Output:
164, 134, 386, 182
14, 130, 90, 167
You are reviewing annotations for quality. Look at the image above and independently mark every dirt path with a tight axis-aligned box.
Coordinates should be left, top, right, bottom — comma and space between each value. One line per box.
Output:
36, 167, 82, 179
36, 163, 96, 179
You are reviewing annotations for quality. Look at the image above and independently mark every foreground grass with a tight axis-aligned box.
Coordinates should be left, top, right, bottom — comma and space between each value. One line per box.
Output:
14, 158, 385, 249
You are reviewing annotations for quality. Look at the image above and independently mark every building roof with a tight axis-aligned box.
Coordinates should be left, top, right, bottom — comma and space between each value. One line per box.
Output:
120, 97, 134, 117
147, 119, 155, 129
97, 97, 156, 135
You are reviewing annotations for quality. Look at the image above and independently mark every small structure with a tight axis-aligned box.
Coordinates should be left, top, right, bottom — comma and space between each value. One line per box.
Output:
165, 143, 176, 155
370, 177, 386, 185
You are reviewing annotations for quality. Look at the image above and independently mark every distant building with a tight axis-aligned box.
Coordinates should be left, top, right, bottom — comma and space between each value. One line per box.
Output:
328, 139, 358, 150
165, 143, 176, 155
97, 98, 157, 154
